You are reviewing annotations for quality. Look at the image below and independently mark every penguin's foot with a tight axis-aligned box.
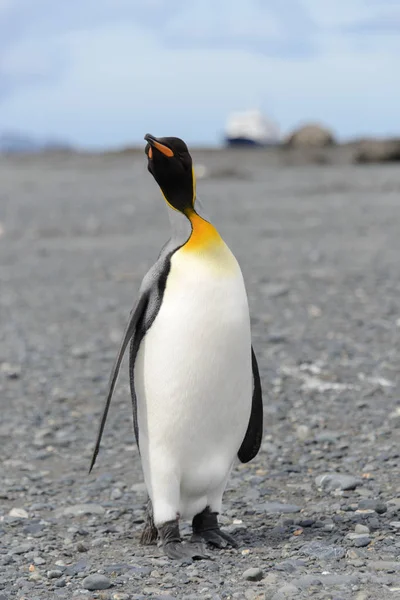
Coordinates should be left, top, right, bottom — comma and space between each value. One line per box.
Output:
158, 520, 210, 561
140, 499, 158, 546
192, 507, 238, 549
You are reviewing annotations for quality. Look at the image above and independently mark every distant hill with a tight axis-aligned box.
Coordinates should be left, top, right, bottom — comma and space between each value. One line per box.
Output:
0, 131, 73, 153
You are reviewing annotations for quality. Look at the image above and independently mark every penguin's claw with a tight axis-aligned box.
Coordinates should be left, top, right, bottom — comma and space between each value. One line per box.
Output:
163, 540, 211, 561
192, 528, 238, 549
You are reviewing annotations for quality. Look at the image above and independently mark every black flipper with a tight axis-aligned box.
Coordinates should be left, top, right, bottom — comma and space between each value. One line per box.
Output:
89, 293, 148, 473
237, 346, 263, 463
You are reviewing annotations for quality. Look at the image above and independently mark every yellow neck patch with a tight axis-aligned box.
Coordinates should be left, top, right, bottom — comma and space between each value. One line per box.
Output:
183, 209, 223, 253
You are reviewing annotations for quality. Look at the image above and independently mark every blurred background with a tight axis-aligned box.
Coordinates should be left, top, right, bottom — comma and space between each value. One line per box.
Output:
1, 2, 400, 598
0, 0, 399, 155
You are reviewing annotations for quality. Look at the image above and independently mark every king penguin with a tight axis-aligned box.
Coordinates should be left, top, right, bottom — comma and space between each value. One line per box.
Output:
89, 134, 263, 560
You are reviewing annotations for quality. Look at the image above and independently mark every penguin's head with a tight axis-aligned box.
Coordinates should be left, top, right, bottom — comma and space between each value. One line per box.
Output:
144, 134, 195, 213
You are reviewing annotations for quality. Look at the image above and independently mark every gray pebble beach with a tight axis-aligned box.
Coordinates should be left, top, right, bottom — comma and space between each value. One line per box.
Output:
1, 149, 400, 599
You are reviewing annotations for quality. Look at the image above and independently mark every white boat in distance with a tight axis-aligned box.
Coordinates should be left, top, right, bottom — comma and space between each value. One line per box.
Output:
224, 109, 281, 147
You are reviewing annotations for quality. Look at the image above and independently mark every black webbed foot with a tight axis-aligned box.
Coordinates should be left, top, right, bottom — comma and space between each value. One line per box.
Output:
192, 507, 238, 549
158, 519, 211, 560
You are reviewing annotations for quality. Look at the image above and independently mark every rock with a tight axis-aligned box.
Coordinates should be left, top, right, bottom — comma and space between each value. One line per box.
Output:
82, 574, 112, 590
8, 507, 29, 518
47, 570, 63, 579
353, 138, 400, 163
131, 482, 147, 493
267, 333, 288, 344
295, 425, 310, 441
369, 561, 400, 572
76, 542, 89, 552
358, 499, 387, 514
301, 541, 346, 559
277, 583, 298, 596
243, 567, 264, 581
55, 578, 66, 587
390, 521, 400, 529
10, 543, 34, 554
354, 536, 371, 548
355, 524, 370, 534
285, 123, 336, 148
315, 473, 360, 491
56, 503, 105, 517
263, 502, 301, 514
1, 362, 21, 378
112, 594, 131, 600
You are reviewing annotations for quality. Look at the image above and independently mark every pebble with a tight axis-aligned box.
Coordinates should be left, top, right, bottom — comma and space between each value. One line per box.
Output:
301, 542, 346, 559
8, 508, 29, 519
242, 567, 264, 581
354, 536, 371, 547
54, 578, 66, 588
112, 594, 131, 600
76, 542, 89, 552
295, 425, 310, 441
315, 473, 360, 491
357, 499, 387, 514
355, 524, 370, 534
47, 570, 63, 579
82, 574, 112, 590
277, 583, 298, 595
131, 482, 147, 493
263, 502, 301, 514
369, 561, 400, 572
390, 521, 400, 529
56, 504, 105, 517
9, 543, 34, 555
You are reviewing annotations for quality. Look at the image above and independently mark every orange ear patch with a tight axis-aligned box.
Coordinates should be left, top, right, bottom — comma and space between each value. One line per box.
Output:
148, 147, 153, 159
153, 140, 174, 157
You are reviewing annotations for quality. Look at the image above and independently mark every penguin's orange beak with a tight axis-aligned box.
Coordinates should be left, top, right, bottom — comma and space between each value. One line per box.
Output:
144, 134, 174, 158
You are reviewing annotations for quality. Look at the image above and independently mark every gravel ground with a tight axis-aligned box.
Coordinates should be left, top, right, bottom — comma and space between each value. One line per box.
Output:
1, 150, 400, 600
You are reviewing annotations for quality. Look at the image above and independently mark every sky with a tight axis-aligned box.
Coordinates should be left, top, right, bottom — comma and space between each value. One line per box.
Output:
0, 0, 399, 148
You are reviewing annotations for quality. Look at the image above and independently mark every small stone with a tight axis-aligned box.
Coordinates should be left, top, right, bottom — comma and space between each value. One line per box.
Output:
263, 502, 301, 514
354, 536, 371, 547
315, 473, 360, 491
82, 574, 112, 591
57, 504, 105, 517
131, 482, 147, 493
110, 488, 122, 500
390, 521, 400, 529
10, 543, 34, 554
55, 578, 67, 588
301, 541, 346, 559
1, 362, 21, 378
355, 524, 370, 534
278, 584, 298, 596
296, 425, 310, 441
76, 542, 89, 552
8, 508, 29, 519
47, 570, 63, 579
112, 594, 131, 600
243, 567, 264, 581
369, 561, 400, 572
358, 499, 387, 514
